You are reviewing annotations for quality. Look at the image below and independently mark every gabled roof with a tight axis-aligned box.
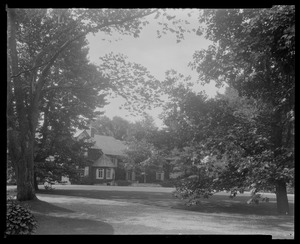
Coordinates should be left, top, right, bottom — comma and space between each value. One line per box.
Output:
91, 135, 127, 156
74, 129, 127, 157
73, 129, 91, 139
92, 154, 116, 168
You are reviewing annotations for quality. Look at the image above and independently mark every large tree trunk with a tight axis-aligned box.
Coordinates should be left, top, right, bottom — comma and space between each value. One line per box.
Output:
9, 131, 37, 201
16, 158, 37, 201
16, 134, 37, 201
8, 8, 37, 201
275, 180, 290, 215
271, 106, 290, 215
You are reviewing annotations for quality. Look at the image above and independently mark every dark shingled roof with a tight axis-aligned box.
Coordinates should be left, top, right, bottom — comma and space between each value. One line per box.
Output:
74, 129, 127, 157
91, 135, 127, 157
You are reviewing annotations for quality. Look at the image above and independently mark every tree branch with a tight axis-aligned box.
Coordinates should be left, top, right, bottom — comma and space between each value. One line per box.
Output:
35, 9, 158, 95
10, 22, 79, 79
42, 84, 92, 93
29, 9, 158, 133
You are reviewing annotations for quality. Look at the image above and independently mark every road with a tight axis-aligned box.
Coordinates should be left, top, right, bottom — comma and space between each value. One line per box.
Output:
7, 185, 294, 238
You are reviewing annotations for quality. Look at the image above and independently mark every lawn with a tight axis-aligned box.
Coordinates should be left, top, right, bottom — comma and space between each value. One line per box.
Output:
6, 185, 294, 238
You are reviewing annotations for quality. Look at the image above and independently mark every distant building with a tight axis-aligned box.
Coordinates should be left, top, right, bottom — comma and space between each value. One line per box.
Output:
74, 129, 127, 185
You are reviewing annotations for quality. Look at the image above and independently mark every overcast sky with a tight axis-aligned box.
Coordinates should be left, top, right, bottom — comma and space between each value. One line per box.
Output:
86, 9, 226, 128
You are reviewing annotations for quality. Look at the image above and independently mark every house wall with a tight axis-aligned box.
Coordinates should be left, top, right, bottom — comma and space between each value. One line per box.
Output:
115, 167, 126, 180
130, 170, 165, 183
90, 167, 116, 185
126, 170, 136, 181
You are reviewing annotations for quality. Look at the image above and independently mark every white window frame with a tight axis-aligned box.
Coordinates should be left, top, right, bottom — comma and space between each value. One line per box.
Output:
96, 168, 104, 179
106, 168, 113, 179
84, 166, 89, 176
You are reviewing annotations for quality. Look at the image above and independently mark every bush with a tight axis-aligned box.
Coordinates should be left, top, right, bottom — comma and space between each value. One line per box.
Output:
76, 176, 93, 185
6, 198, 37, 235
115, 180, 132, 186
44, 181, 55, 190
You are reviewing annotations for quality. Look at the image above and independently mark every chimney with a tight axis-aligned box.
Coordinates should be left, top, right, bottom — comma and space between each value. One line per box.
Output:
90, 126, 98, 138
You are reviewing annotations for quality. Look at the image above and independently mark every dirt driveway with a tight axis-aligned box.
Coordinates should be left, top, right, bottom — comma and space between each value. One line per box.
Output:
7, 185, 294, 238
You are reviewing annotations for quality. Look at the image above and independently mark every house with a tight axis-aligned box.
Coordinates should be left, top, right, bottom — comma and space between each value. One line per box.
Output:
75, 129, 127, 185
75, 128, 169, 185
128, 157, 166, 183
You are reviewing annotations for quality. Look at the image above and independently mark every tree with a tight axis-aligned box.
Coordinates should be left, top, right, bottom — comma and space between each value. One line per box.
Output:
127, 113, 158, 141
123, 138, 154, 181
163, 87, 274, 204
160, 69, 294, 214
188, 6, 294, 214
91, 116, 131, 140
32, 33, 107, 190
7, 8, 190, 201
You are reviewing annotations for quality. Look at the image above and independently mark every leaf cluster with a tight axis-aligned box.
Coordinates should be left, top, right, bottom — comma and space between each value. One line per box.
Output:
6, 198, 38, 235
163, 84, 294, 203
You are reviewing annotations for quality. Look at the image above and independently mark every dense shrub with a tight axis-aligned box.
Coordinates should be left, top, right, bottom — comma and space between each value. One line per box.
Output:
70, 176, 93, 185
115, 180, 132, 186
6, 198, 37, 235
79, 176, 94, 185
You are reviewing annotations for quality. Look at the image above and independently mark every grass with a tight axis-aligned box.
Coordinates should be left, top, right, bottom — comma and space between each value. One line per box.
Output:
6, 185, 294, 237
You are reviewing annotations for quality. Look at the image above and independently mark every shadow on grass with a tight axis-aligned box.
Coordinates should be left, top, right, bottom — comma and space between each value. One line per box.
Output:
19, 198, 114, 235
172, 194, 294, 216
20, 198, 74, 214
34, 214, 114, 235
34, 188, 293, 235
36, 188, 294, 217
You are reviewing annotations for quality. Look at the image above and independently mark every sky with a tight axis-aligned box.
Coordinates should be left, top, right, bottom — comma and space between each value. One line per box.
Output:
86, 9, 226, 128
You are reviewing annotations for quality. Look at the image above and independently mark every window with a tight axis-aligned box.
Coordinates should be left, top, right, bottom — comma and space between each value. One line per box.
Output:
156, 172, 164, 181
96, 168, 104, 179
106, 168, 113, 179
84, 167, 89, 176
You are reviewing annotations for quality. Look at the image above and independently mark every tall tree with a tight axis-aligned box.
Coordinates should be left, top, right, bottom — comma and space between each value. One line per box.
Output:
162, 85, 293, 213
7, 8, 189, 201
127, 113, 158, 141
92, 116, 132, 140
33, 36, 102, 189
188, 6, 294, 214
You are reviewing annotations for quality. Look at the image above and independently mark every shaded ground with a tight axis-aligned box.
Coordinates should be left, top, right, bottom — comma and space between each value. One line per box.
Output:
35, 185, 294, 216
7, 185, 294, 238
27, 199, 114, 234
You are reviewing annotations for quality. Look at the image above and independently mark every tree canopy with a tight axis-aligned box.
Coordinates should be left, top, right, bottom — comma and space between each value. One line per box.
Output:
168, 6, 294, 214
7, 8, 191, 200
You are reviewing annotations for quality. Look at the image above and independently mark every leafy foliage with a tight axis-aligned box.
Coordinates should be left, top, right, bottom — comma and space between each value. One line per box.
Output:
162, 83, 293, 207
167, 6, 294, 213
6, 197, 38, 235
91, 116, 131, 140
7, 8, 194, 200
98, 53, 162, 114
124, 138, 155, 170
32, 36, 102, 186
